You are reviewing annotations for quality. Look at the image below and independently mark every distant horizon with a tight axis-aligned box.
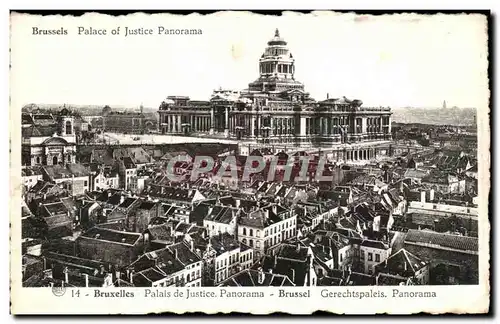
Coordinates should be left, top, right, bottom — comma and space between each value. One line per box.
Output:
22, 102, 479, 111
22, 102, 477, 127
12, 13, 488, 109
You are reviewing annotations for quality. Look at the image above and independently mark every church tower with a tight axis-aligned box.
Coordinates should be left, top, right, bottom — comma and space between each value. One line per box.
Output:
58, 107, 75, 137
60, 116, 74, 137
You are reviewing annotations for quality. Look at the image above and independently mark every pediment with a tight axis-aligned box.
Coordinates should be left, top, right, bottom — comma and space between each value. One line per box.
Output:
42, 137, 69, 146
283, 89, 305, 95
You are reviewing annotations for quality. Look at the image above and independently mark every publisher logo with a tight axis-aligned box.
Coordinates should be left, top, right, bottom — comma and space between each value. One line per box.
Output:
52, 285, 67, 297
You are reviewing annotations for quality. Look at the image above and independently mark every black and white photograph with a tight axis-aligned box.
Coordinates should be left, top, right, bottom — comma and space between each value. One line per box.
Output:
9, 11, 490, 314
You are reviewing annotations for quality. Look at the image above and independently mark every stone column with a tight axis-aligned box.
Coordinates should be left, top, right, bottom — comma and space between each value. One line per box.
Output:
256, 115, 261, 137
250, 115, 255, 137
362, 117, 367, 134
210, 108, 215, 135
224, 107, 229, 137
300, 117, 306, 136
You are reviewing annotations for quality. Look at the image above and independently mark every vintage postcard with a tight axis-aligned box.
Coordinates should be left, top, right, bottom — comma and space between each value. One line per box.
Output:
10, 11, 490, 315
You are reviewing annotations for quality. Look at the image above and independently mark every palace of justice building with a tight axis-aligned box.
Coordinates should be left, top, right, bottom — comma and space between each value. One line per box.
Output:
158, 29, 393, 158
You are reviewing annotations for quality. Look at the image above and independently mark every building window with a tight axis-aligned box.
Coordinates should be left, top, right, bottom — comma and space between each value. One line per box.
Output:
65, 120, 72, 135
84, 180, 88, 187
242, 228, 247, 235
249, 229, 254, 236
375, 254, 380, 262
249, 240, 254, 247
36, 156, 40, 164
368, 253, 373, 261
340, 254, 343, 262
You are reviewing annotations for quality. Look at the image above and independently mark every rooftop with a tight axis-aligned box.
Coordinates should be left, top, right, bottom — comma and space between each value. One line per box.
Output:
404, 229, 478, 253
218, 269, 294, 287
210, 233, 240, 256
80, 227, 142, 246
43, 164, 90, 179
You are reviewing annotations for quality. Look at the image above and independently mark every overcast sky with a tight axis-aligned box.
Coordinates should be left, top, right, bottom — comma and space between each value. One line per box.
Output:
11, 12, 488, 109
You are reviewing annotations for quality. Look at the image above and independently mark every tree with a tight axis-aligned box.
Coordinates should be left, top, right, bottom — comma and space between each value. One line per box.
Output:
102, 105, 112, 116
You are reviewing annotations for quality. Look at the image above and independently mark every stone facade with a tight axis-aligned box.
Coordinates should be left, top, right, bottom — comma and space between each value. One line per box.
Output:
22, 111, 77, 166
158, 29, 392, 149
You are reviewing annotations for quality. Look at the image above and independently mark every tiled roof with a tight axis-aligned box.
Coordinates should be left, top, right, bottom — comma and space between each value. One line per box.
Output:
22, 166, 44, 177
375, 248, 427, 277
345, 272, 376, 286
80, 227, 141, 246
210, 233, 240, 256
147, 224, 174, 242
404, 229, 478, 253
167, 242, 201, 267
376, 273, 408, 286
218, 269, 294, 287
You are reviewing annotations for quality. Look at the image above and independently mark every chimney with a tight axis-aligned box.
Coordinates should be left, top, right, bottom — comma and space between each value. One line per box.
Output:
120, 195, 125, 205
64, 268, 69, 284
430, 189, 435, 201
296, 243, 300, 253
84, 273, 89, 287
258, 267, 265, 284
115, 271, 121, 281
130, 270, 135, 284
327, 93, 329, 99
420, 191, 426, 203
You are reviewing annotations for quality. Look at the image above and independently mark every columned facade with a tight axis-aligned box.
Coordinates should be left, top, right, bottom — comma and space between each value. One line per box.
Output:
158, 29, 392, 148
